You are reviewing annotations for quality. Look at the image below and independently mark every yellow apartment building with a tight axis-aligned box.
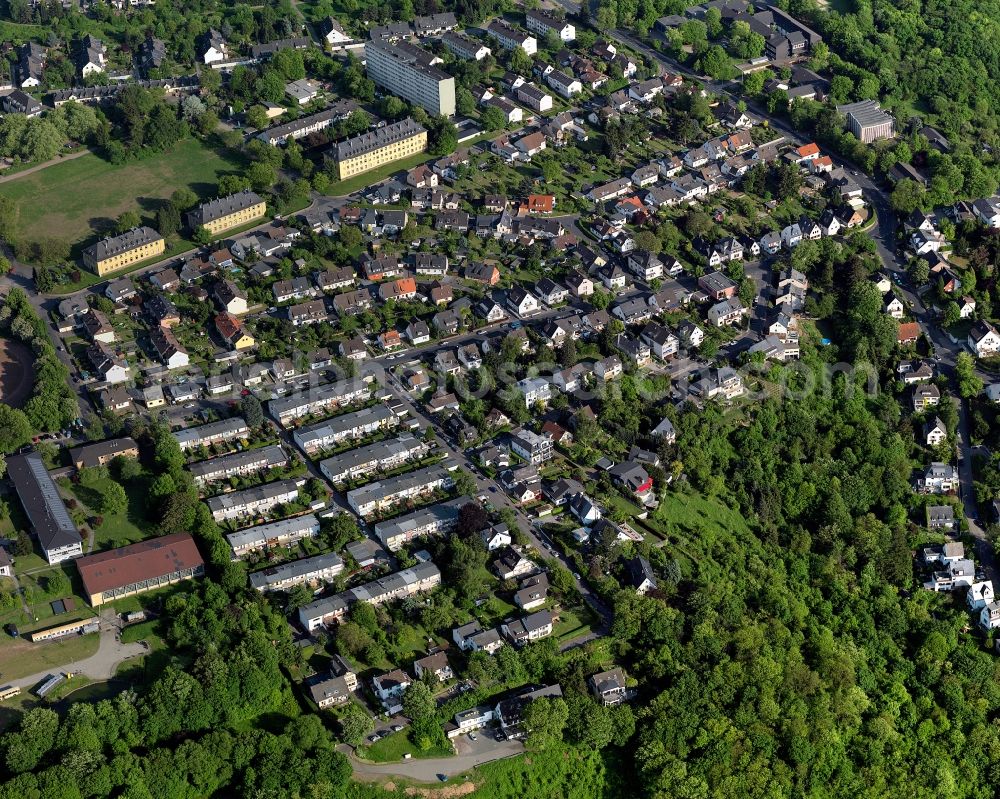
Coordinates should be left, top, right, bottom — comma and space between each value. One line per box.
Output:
330, 117, 427, 180
187, 190, 266, 236
82, 226, 166, 276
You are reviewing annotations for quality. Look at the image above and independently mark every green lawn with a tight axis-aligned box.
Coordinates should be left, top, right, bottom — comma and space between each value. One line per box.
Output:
654, 490, 750, 533
553, 605, 595, 643
0, 137, 245, 258
69, 477, 156, 552
357, 730, 453, 763
0, 631, 99, 681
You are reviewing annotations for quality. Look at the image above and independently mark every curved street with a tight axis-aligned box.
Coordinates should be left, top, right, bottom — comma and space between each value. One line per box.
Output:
340, 739, 524, 783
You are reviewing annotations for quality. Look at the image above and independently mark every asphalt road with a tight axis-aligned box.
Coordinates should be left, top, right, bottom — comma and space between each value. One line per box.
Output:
373, 362, 613, 628
342, 737, 525, 782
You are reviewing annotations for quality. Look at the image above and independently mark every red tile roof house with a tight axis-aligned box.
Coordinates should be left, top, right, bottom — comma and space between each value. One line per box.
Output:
522, 194, 555, 214
898, 322, 920, 345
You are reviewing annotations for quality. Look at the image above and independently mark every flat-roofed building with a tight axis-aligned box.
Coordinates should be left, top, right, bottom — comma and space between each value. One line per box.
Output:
249, 551, 343, 592
187, 190, 266, 236
8, 452, 83, 564
836, 100, 895, 144
226, 514, 321, 558
298, 561, 441, 630
319, 434, 428, 485
364, 39, 456, 117
346, 465, 454, 517
83, 227, 165, 276
188, 444, 288, 486
206, 478, 300, 522
69, 437, 138, 470
292, 404, 398, 456
174, 417, 250, 451
76, 532, 205, 606
373, 495, 470, 551
268, 377, 372, 425
328, 117, 428, 180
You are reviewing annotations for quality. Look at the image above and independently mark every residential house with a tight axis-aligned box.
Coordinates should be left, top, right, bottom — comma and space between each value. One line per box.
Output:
414, 652, 453, 682
970, 321, 1000, 358
918, 462, 959, 494
626, 556, 656, 594
372, 669, 411, 712
912, 383, 941, 411
968, 581, 995, 611
925, 417, 948, 447
502, 609, 554, 646
708, 297, 747, 328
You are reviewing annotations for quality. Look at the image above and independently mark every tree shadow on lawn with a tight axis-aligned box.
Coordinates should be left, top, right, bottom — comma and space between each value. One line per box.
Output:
87, 216, 118, 236
189, 181, 222, 199
136, 196, 166, 214
72, 484, 103, 514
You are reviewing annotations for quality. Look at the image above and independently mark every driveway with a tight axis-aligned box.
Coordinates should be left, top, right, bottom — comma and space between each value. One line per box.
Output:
342, 737, 524, 783
8, 609, 147, 691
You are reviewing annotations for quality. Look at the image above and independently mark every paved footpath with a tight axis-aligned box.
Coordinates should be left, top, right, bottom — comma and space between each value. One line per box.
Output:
0, 148, 92, 184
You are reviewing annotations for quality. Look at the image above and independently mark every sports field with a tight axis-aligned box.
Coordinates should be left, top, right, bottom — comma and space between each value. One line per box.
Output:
0, 337, 34, 408
0, 138, 245, 254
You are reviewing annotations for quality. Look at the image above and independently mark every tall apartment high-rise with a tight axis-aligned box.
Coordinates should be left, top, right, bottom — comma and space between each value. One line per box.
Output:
364, 38, 456, 117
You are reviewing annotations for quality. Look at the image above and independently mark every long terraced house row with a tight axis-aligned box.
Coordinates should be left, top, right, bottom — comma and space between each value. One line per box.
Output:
298, 561, 441, 630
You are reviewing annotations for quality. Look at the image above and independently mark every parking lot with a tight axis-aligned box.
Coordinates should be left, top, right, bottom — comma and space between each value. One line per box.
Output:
452, 726, 512, 757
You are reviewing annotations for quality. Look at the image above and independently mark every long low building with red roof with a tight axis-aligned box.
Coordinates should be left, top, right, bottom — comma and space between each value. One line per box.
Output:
76, 533, 205, 606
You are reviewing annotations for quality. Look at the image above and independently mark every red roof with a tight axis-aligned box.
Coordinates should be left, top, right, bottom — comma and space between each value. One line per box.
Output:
898, 322, 920, 343
796, 142, 820, 158
76, 533, 204, 598
526, 194, 555, 213
215, 312, 242, 339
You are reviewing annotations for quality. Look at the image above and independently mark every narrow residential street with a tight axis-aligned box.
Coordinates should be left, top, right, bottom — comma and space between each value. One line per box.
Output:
957, 398, 997, 583
340, 738, 524, 783
373, 362, 612, 629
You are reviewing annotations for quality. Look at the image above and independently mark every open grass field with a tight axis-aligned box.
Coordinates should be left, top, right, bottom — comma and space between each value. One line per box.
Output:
0, 632, 98, 681
0, 137, 245, 255
359, 730, 453, 763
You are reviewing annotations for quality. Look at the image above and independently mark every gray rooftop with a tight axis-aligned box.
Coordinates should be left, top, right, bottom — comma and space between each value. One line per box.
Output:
8, 452, 80, 554
299, 561, 440, 620
83, 226, 163, 262
189, 190, 264, 226
836, 99, 893, 127
345, 464, 453, 510
333, 117, 426, 162
205, 478, 299, 514
174, 417, 249, 449
373, 495, 470, 546
188, 444, 287, 480
249, 551, 343, 590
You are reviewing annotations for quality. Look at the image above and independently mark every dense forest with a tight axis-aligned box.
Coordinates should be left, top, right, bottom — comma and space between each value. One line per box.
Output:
800, 0, 1000, 150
